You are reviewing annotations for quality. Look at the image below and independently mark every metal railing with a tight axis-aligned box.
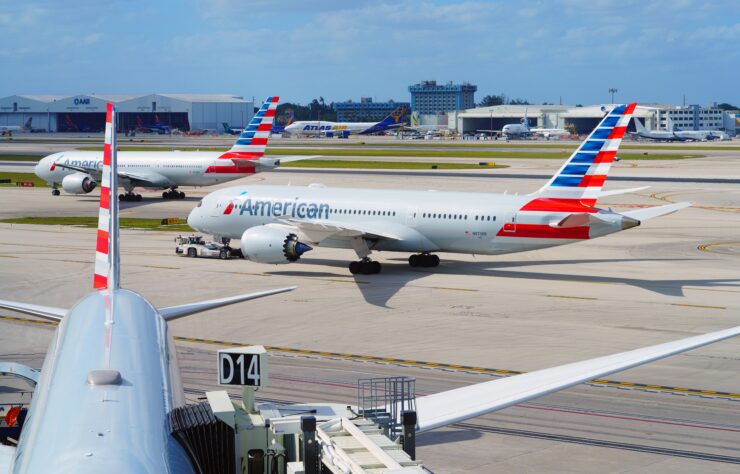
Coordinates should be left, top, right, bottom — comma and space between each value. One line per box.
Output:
357, 376, 416, 438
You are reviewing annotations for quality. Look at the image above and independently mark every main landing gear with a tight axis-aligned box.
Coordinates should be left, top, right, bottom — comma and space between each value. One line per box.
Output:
51, 188, 60, 196
163, 188, 185, 200
409, 253, 439, 268
119, 192, 142, 202
349, 258, 382, 275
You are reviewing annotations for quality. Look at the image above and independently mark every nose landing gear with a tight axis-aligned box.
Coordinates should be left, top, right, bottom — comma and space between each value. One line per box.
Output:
409, 253, 439, 268
51, 188, 60, 196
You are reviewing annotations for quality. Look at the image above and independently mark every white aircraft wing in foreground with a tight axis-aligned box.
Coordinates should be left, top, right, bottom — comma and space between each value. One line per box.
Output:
407, 324, 740, 432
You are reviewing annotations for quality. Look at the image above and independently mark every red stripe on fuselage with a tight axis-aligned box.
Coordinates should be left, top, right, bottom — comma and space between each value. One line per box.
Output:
205, 165, 256, 174
218, 151, 263, 160
496, 224, 590, 239
521, 198, 598, 213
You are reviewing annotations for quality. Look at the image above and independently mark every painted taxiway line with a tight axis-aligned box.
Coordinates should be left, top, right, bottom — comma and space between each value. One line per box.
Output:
2, 314, 737, 402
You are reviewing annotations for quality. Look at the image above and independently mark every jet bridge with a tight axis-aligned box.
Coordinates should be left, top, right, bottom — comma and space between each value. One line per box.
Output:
174, 346, 430, 474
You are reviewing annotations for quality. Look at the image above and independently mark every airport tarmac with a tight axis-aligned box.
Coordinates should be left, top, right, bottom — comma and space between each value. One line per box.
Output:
1, 161, 739, 472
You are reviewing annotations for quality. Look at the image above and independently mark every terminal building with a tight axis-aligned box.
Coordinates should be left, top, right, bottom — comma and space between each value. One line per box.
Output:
0, 93, 253, 132
450, 103, 734, 135
333, 97, 410, 122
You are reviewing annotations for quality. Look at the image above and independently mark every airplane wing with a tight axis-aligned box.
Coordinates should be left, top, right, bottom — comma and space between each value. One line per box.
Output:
0, 299, 67, 322
621, 202, 691, 221
277, 218, 403, 244
159, 286, 296, 321
408, 323, 740, 432
54, 162, 173, 188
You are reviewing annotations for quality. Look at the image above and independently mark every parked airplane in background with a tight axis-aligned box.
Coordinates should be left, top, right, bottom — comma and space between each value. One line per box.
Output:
222, 122, 243, 135
633, 117, 729, 141
0, 103, 295, 473
284, 105, 407, 137
478, 111, 567, 139
135, 115, 171, 134
0, 118, 33, 136
35, 97, 317, 201
189, 103, 690, 275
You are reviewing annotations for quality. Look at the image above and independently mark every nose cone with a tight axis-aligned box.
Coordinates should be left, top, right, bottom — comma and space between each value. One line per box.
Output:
187, 206, 201, 231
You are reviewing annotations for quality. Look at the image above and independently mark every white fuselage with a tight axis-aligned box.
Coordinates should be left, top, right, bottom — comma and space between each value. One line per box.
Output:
35, 150, 256, 189
284, 121, 377, 136
188, 185, 631, 257
14, 290, 193, 473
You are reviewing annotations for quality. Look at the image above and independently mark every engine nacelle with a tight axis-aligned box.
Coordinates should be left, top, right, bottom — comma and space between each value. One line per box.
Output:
240, 224, 312, 264
62, 173, 97, 194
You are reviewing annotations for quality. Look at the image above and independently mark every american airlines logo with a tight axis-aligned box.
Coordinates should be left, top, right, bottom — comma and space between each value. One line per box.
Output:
64, 158, 102, 169
238, 198, 331, 219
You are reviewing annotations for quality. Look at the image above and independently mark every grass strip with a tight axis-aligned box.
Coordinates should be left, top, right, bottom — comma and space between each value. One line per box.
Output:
76, 146, 702, 160
0, 154, 45, 162
0, 216, 193, 232
280, 160, 506, 169
0, 172, 48, 187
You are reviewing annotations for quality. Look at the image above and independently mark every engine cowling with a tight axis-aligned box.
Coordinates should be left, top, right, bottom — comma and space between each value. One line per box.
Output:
240, 224, 312, 264
61, 173, 97, 194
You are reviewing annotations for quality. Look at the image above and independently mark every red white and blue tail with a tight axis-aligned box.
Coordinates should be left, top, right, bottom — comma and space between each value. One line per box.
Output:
530, 103, 636, 210
93, 103, 120, 290
219, 96, 279, 161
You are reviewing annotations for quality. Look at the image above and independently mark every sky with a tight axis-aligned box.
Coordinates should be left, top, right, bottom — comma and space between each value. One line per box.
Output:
0, 0, 738, 106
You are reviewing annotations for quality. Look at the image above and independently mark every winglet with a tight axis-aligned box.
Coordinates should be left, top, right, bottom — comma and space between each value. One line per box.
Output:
93, 103, 119, 290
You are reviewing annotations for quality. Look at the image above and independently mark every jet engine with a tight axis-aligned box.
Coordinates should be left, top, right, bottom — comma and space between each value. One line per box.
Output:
240, 224, 312, 264
62, 173, 97, 194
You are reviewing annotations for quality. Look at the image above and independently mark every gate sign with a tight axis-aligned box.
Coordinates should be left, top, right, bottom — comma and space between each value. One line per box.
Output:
218, 346, 267, 387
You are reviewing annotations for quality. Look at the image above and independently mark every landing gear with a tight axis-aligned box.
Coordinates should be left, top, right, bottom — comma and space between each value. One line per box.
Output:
119, 192, 142, 202
51, 188, 60, 196
162, 188, 185, 200
349, 258, 382, 275
409, 253, 439, 268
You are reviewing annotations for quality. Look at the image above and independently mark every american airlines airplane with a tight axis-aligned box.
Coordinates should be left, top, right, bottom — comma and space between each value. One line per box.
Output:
188, 103, 690, 275
0, 104, 295, 473
34, 97, 314, 201
284, 104, 407, 138
3, 103, 740, 472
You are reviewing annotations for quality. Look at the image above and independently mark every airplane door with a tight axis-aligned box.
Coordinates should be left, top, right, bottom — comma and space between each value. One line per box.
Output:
502, 212, 517, 233
406, 206, 419, 227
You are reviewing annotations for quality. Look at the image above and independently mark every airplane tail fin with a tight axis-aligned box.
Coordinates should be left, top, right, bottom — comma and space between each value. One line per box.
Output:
220, 96, 279, 160
23, 118, 32, 130
93, 103, 120, 290
376, 104, 407, 128
633, 116, 647, 133
410, 111, 420, 127
531, 103, 636, 207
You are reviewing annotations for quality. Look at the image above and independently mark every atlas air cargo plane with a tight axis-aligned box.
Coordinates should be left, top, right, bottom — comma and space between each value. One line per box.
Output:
34, 97, 317, 201
0, 104, 296, 473
188, 104, 691, 275
284, 104, 407, 137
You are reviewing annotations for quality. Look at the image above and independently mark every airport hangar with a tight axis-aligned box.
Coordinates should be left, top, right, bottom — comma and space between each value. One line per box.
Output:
0, 94, 254, 133
448, 104, 724, 135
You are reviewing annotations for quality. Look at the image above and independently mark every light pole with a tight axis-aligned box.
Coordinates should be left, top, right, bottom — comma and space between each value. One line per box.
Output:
609, 88, 618, 104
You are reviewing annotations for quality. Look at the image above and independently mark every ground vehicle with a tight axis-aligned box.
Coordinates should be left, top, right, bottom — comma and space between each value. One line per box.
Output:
175, 235, 240, 259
